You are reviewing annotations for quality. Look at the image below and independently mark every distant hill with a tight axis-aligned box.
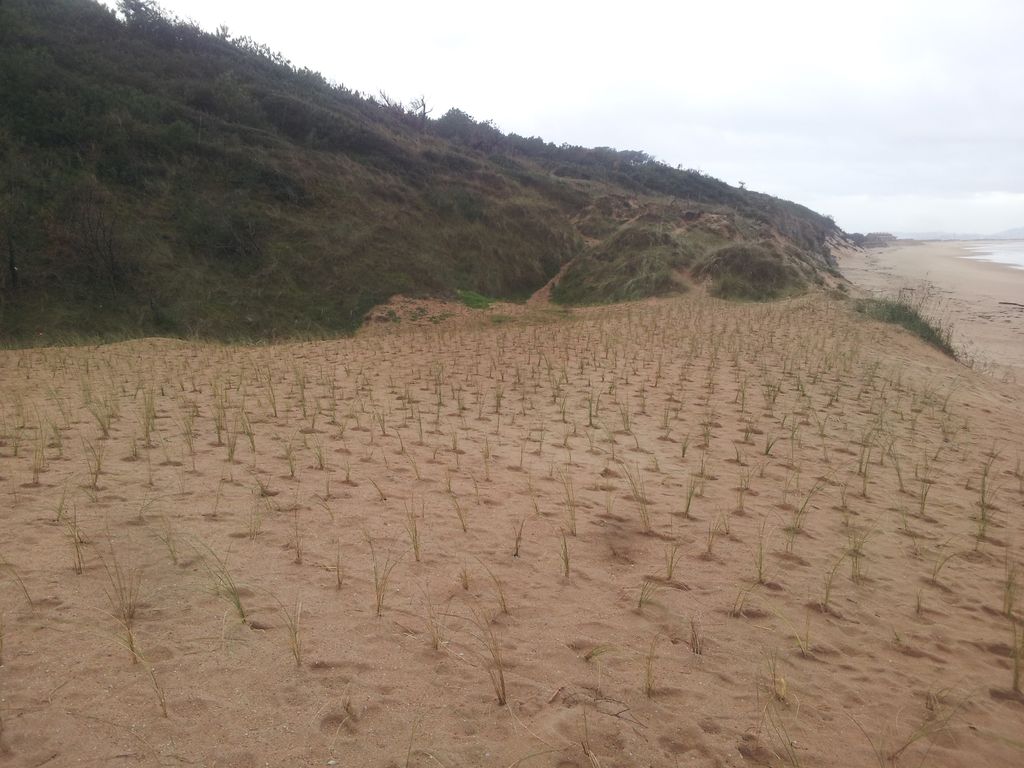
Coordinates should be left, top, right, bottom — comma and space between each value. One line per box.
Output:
991, 226, 1024, 240
0, 0, 845, 341
892, 228, 1024, 241
892, 232, 983, 241
847, 232, 897, 248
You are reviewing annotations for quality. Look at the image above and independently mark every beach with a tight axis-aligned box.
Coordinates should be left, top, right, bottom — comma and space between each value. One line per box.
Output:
838, 241, 1024, 374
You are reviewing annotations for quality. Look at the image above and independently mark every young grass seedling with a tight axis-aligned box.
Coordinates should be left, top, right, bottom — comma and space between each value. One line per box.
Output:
291, 509, 304, 564
775, 608, 812, 658
275, 595, 303, 666
754, 519, 770, 584
511, 513, 526, 557
334, 541, 344, 590
422, 586, 451, 652
621, 461, 651, 533
468, 607, 507, 706
403, 499, 423, 563
637, 579, 659, 611
820, 553, 846, 613
847, 525, 874, 583
197, 543, 247, 624
929, 541, 958, 586
664, 542, 681, 581
478, 560, 509, 616
683, 474, 698, 518
704, 514, 727, 559
1012, 620, 1023, 694
764, 650, 787, 702
730, 581, 757, 618
368, 535, 402, 617
559, 529, 571, 579
643, 634, 658, 697
689, 616, 704, 655
65, 506, 86, 575
0, 551, 33, 608
558, 467, 578, 536
451, 494, 468, 533
1003, 551, 1018, 619
101, 546, 142, 663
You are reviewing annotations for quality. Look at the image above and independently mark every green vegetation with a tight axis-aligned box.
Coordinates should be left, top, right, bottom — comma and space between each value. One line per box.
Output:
456, 289, 494, 310
0, 0, 844, 342
552, 223, 696, 304
699, 244, 807, 301
855, 292, 956, 358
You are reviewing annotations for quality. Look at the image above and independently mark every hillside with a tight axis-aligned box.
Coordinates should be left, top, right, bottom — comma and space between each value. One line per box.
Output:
0, 0, 845, 341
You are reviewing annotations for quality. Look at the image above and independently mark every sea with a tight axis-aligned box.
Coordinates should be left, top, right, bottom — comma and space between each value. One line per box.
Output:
960, 240, 1024, 270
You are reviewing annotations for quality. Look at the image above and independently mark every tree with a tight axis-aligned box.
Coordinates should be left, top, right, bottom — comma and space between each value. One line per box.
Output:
409, 95, 432, 132
118, 0, 161, 26
62, 185, 126, 295
433, 108, 502, 151
375, 90, 404, 114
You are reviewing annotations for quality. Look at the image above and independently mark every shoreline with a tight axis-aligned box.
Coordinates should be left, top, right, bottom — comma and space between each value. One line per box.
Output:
838, 240, 1024, 374
959, 240, 1024, 271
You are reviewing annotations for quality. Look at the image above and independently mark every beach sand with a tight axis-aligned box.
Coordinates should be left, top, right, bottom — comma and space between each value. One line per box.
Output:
0, 291, 1022, 767
838, 241, 1024, 375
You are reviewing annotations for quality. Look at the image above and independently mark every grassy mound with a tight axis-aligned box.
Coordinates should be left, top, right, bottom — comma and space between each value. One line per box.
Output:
456, 289, 494, 309
551, 225, 698, 305
855, 293, 956, 357
698, 244, 806, 301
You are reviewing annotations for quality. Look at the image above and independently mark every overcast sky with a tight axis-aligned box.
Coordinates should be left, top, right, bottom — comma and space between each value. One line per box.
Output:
102, 0, 1024, 234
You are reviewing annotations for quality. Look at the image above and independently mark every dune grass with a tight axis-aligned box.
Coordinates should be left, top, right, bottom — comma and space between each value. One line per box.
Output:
2, 289, 1019, 764
855, 292, 956, 358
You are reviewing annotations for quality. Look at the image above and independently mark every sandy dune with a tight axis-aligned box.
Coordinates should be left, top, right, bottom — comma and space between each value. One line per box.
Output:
0, 293, 1022, 767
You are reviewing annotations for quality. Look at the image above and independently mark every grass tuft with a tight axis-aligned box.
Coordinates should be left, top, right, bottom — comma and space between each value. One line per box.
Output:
456, 290, 494, 310
855, 290, 956, 358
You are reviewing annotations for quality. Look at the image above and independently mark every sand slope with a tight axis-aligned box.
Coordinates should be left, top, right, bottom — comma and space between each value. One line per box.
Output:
839, 241, 1024, 376
0, 294, 1022, 767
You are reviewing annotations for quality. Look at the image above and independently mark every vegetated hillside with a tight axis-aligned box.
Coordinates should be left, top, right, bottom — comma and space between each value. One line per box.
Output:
0, 0, 845, 341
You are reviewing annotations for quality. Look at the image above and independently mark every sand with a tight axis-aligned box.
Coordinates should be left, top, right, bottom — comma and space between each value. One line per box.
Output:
838, 241, 1024, 376
0, 292, 1022, 767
